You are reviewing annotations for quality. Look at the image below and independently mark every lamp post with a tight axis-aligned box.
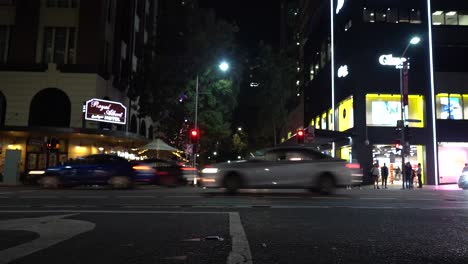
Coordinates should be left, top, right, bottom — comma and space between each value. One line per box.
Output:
192, 61, 230, 171
399, 36, 421, 189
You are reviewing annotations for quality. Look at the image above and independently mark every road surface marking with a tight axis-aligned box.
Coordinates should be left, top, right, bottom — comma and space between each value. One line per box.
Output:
65, 196, 108, 199
227, 212, 253, 264
0, 214, 95, 264
115, 196, 156, 199
19, 196, 59, 199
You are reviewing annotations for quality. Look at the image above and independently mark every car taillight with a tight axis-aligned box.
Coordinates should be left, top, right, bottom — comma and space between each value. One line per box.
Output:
182, 167, 196, 171
133, 165, 152, 171
346, 163, 360, 169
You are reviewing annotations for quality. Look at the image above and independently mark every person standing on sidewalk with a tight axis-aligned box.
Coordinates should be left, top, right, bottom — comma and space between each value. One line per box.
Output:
417, 163, 423, 188
381, 163, 389, 189
405, 162, 413, 189
371, 164, 380, 189
463, 163, 468, 173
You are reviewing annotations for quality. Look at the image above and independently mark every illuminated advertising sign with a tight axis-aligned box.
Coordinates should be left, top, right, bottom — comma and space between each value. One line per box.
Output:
336, 0, 345, 14
85, 98, 127, 125
337, 65, 349, 78
379, 54, 410, 69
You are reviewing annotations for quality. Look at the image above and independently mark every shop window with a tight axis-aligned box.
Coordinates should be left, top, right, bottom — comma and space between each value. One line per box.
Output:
366, 94, 424, 128
363, 8, 375, 23
432, 11, 445, 25
438, 143, 468, 184
436, 94, 464, 120
410, 9, 422, 24
387, 8, 398, 23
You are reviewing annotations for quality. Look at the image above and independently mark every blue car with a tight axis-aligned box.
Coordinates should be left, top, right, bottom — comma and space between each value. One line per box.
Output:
39, 154, 141, 189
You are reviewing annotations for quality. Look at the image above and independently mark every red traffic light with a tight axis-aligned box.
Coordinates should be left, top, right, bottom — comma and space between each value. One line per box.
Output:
297, 129, 305, 144
189, 128, 200, 144
297, 130, 304, 137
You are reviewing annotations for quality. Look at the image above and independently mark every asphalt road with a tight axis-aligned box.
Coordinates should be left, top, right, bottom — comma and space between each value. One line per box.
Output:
1, 185, 468, 264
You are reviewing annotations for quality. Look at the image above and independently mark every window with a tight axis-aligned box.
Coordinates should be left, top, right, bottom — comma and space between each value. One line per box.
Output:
366, 94, 425, 128
387, 8, 398, 23
445, 11, 458, 25
42, 27, 77, 64
432, 11, 445, 25
437, 94, 464, 120
459, 12, 468, 26
0, 26, 11, 63
363, 8, 375, 23
399, 9, 409, 23
46, 0, 77, 8
410, 9, 422, 24
376, 9, 387, 23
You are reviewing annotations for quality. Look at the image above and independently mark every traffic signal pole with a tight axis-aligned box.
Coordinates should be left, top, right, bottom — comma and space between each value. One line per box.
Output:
193, 75, 199, 184
399, 64, 406, 190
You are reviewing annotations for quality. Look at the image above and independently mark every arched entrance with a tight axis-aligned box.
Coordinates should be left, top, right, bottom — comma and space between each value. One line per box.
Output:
0, 91, 5, 126
140, 120, 147, 137
130, 115, 137, 133
28, 88, 71, 127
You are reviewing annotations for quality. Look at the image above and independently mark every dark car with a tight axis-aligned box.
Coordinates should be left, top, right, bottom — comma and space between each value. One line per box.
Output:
132, 158, 185, 186
39, 154, 137, 189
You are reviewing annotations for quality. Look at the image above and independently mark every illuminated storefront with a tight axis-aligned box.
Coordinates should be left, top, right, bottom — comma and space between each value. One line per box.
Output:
366, 94, 425, 128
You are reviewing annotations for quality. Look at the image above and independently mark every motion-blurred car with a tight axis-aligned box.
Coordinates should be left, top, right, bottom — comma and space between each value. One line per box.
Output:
39, 154, 137, 189
132, 159, 185, 186
200, 146, 363, 194
458, 173, 468, 189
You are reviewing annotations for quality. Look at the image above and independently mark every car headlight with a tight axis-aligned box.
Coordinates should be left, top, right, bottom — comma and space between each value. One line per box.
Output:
202, 168, 219, 174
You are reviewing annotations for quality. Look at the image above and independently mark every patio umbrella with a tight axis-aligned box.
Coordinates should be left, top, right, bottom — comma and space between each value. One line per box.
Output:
138, 138, 179, 158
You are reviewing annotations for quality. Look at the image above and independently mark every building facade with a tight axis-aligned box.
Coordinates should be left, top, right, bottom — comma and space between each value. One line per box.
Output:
293, 0, 468, 185
0, 0, 158, 180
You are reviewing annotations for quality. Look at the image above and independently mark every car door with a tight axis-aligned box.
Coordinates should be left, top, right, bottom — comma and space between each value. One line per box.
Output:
268, 149, 324, 187
239, 151, 280, 188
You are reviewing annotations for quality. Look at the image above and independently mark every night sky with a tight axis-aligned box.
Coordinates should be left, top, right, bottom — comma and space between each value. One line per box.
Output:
198, 0, 282, 52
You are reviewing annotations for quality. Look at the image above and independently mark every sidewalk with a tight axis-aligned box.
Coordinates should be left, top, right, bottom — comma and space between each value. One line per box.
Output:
359, 183, 461, 191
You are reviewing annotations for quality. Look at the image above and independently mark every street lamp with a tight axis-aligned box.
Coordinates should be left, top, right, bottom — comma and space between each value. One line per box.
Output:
193, 61, 230, 172
399, 36, 421, 189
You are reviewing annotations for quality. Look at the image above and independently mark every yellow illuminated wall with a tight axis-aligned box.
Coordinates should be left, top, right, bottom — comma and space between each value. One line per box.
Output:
321, 112, 327, 130
340, 146, 351, 162
338, 96, 354, 132
287, 132, 292, 139
328, 109, 334, 131
315, 116, 320, 129
366, 94, 424, 128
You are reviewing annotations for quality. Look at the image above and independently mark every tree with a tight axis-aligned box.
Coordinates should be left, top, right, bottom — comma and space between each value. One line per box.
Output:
240, 43, 297, 150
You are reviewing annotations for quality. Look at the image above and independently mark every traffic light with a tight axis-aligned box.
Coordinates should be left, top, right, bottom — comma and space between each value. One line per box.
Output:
297, 129, 305, 144
394, 140, 402, 151
189, 128, 200, 144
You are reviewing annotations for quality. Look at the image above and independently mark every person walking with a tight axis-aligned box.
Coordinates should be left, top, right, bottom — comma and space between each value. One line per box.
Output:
371, 164, 380, 189
405, 162, 413, 189
416, 163, 423, 188
463, 163, 468, 173
381, 163, 389, 189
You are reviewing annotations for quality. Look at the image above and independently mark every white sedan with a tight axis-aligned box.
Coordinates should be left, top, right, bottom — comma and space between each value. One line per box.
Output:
200, 146, 362, 194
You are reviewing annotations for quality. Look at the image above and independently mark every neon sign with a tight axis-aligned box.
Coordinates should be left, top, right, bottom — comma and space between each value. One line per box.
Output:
379, 54, 409, 69
337, 65, 349, 78
85, 98, 127, 125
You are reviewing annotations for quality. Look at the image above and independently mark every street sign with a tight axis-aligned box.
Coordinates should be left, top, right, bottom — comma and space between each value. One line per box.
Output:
405, 119, 422, 123
84, 98, 127, 125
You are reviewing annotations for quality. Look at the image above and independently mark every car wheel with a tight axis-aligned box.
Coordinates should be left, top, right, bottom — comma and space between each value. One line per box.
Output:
224, 173, 241, 194
318, 174, 335, 195
109, 176, 132, 189
40, 176, 61, 189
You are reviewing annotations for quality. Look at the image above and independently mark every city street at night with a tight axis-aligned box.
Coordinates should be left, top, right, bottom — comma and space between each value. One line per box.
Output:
1, 185, 468, 264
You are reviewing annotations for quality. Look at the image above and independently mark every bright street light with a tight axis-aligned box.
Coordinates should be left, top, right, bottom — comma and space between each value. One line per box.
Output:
238, 127, 242, 131
410, 36, 421, 45
219, 61, 230, 72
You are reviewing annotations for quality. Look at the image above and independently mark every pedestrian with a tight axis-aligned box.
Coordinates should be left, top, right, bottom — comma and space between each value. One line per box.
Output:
395, 166, 401, 181
371, 164, 380, 189
381, 163, 389, 189
417, 163, 423, 188
463, 163, 468, 173
405, 162, 413, 189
